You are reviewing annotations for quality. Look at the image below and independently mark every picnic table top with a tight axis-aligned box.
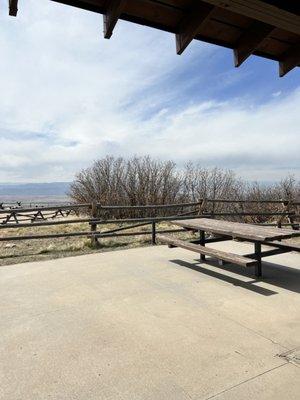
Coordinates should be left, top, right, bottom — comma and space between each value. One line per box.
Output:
172, 218, 300, 242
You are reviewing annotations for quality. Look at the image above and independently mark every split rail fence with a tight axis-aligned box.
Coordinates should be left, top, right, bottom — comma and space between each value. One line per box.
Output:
0, 199, 299, 246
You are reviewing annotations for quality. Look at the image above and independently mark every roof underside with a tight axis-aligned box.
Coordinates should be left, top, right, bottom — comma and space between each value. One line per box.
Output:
9, 0, 300, 76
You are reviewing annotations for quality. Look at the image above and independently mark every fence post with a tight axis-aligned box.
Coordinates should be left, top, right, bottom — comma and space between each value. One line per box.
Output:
151, 221, 156, 245
277, 199, 285, 228
239, 202, 245, 223
198, 198, 206, 216
90, 201, 99, 247
285, 200, 299, 230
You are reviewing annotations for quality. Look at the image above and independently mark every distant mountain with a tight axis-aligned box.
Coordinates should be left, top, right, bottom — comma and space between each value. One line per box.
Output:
0, 182, 71, 197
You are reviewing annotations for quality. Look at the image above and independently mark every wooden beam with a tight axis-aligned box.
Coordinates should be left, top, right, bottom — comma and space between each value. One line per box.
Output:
234, 21, 274, 67
157, 234, 257, 267
176, 2, 215, 55
279, 43, 300, 77
103, 0, 126, 39
201, 0, 300, 36
8, 0, 18, 16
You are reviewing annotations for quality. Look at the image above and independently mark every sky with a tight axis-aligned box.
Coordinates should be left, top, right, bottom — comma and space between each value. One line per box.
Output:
0, 0, 299, 183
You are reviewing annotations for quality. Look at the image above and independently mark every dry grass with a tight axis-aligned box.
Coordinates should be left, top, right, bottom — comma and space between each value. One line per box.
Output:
0, 218, 195, 267
1, 217, 299, 267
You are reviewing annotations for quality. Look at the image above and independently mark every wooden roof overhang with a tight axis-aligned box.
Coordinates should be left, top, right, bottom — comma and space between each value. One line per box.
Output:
8, 0, 300, 77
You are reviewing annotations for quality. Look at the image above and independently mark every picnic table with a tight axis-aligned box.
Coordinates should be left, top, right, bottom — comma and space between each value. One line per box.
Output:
158, 218, 300, 278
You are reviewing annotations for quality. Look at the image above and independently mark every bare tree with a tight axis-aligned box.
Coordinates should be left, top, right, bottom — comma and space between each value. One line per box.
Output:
276, 175, 299, 200
69, 155, 299, 220
69, 156, 184, 217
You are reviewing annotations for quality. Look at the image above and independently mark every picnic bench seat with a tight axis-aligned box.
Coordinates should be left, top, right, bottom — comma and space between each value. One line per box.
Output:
157, 234, 257, 268
159, 218, 300, 278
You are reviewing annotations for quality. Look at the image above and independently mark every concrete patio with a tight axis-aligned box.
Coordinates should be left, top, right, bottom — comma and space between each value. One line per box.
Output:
1, 241, 299, 400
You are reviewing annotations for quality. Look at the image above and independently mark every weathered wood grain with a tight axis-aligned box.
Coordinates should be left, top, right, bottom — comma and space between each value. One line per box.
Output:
172, 218, 299, 241
157, 234, 257, 267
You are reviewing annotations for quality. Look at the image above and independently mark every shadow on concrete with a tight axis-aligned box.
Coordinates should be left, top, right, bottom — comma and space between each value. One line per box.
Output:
195, 259, 300, 293
171, 256, 300, 295
258, 261, 300, 294
171, 259, 278, 296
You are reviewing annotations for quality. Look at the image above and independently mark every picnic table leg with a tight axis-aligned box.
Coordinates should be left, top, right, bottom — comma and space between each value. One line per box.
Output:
254, 242, 262, 277
199, 230, 205, 261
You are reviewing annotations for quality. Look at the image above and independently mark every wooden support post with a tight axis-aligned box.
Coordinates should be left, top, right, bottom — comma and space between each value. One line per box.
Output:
279, 43, 300, 77
32, 210, 45, 222
254, 242, 262, 278
211, 201, 215, 220
4, 212, 19, 224
233, 21, 274, 67
239, 202, 245, 223
12, 212, 19, 224
285, 201, 299, 230
198, 198, 207, 216
90, 201, 99, 248
176, 2, 214, 55
103, 0, 126, 39
9, 0, 18, 16
277, 199, 287, 229
151, 221, 156, 245
199, 230, 206, 261
277, 200, 298, 230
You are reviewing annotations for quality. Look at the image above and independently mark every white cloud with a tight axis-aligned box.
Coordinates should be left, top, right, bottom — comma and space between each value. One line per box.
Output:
272, 91, 282, 98
0, 0, 299, 182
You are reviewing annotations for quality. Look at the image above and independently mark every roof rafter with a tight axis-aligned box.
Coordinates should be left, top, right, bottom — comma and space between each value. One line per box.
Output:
103, 0, 126, 39
176, 2, 215, 55
7, 0, 300, 77
8, 0, 18, 16
201, 0, 300, 36
279, 43, 300, 77
234, 21, 274, 67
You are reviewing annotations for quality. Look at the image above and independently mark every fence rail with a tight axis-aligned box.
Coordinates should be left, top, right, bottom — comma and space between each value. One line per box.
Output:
0, 199, 299, 244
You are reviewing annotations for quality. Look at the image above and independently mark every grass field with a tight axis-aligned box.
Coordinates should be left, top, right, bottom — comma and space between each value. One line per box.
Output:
0, 219, 195, 266
1, 217, 299, 267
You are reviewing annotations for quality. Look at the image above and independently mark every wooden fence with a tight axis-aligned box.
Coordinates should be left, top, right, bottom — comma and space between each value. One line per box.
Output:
0, 199, 299, 245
